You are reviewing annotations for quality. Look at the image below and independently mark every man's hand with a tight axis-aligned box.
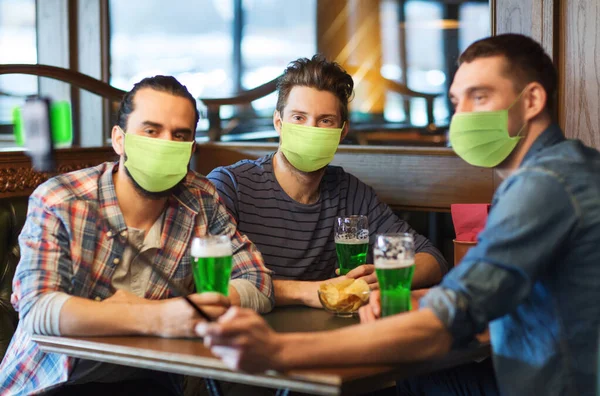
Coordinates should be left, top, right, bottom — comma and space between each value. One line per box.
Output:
196, 307, 284, 373
359, 289, 430, 323
359, 290, 381, 323
343, 264, 379, 290
153, 293, 231, 338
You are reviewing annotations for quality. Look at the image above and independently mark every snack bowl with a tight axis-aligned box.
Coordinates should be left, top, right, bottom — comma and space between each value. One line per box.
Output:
317, 279, 371, 318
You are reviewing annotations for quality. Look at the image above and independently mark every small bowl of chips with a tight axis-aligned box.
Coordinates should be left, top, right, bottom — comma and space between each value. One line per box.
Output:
318, 278, 371, 317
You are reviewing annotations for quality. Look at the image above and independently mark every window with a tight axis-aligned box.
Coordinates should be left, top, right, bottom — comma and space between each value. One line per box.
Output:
380, 0, 489, 127
241, 0, 316, 117
0, 0, 37, 145
109, 0, 316, 131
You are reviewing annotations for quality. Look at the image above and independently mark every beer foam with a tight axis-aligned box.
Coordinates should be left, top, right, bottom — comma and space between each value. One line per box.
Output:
374, 258, 414, 269
191, 239, 232, 258
335, 238, 368, 244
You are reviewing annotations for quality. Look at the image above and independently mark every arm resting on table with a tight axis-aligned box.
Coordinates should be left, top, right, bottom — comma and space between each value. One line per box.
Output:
273, 280, 323, 308
277, 308, 452, 370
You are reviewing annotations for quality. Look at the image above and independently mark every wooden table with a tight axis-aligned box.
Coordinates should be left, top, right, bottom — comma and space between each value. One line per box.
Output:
33, 306, 490, 396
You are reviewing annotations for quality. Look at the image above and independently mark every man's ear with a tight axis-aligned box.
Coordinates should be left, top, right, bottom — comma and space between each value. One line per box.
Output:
111, 126, 125, 157
523, 82, 547, 122
273, 110, 283, 136
340, 121, 349, 143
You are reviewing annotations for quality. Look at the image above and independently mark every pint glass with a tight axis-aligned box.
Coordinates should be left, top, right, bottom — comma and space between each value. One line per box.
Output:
335, 215, 369, 275
191, 235, 233, 296
374, 233, 415, 316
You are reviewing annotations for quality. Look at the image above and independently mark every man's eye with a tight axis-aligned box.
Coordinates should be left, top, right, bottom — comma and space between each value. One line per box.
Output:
144, 129, 156, 135
292, 115, 303, 122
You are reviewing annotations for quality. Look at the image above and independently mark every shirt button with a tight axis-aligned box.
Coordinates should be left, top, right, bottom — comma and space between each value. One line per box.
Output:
121, 230, 128, 237
113, 258, 120, 265
94, 296, 102, 301
107, 231, 113, 237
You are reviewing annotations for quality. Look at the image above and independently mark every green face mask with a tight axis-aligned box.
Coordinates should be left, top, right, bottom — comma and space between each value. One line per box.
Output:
449, 92, 526, 168
121, 130, 193, 193
279, 121, 344, 173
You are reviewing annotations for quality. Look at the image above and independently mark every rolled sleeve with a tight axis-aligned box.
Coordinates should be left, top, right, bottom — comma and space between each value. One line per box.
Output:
208, 191, 274, 310
421, 169, 578, 346
11, 186, 74, 321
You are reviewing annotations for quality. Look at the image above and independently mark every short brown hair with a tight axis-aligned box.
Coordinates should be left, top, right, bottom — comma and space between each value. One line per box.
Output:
276, 55, 354, 122
459, 34, 557, 113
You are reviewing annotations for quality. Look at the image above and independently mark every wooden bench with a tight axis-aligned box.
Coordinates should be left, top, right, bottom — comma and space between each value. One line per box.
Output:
194, 143, 497, 212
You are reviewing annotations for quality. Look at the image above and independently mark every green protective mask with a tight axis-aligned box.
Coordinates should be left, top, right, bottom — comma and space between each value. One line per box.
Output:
122, 131, 193, 192
449, 91, 526, 168
279, 121, 344, 172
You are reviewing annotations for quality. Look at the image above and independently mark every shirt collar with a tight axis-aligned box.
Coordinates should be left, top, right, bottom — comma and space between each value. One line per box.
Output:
98, 163, 199, 239
521, 123, 565, 166
98, 162, 127, 237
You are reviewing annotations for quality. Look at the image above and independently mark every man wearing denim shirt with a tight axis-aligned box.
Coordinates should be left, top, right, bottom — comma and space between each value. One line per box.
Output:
196, 34, 600, 396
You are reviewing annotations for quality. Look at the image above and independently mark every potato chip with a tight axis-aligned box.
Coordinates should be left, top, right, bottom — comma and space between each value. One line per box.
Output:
319, 283, 340, 309
344, 279, 370, 302
319, 278, 370, 313
333, 278, 354, 290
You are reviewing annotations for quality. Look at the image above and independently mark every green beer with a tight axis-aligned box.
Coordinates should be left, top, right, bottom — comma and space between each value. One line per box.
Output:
375, 259, 415, 316
335, 215, 369, 275
335, 239, 369, 275
191, 236, 233, 296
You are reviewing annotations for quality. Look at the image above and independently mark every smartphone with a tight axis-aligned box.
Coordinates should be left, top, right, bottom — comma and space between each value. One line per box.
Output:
21, 97, 55, 172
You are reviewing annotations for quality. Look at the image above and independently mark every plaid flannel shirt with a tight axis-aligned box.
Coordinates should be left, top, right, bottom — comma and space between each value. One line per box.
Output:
0, 162, 273, 395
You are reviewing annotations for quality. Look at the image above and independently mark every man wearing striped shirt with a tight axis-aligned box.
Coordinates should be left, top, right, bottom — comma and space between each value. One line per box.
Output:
208, 56, 448, 308
0, 76, 273, 395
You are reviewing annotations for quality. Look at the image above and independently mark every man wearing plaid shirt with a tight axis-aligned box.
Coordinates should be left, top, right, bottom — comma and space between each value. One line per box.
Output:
0, 76, 273, 395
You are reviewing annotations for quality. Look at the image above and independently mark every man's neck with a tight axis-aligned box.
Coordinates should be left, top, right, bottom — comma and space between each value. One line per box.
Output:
272, 151, 324, 205
495, 117, 552, 180
113, 164, 167, 233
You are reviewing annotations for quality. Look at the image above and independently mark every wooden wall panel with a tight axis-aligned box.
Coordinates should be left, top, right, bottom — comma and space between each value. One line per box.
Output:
495, 0, 557, 59
559, 0, 600, 150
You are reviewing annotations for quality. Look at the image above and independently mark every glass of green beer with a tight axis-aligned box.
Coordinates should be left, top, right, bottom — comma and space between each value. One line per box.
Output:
374, 233, 415, 316
191, 235, 233, 296
335, 215, 369, 275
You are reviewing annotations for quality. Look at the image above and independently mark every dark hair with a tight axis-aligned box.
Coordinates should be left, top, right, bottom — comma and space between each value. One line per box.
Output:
459, 34, 557, 113
116, 75, 200, 131
276, 55, 354, 122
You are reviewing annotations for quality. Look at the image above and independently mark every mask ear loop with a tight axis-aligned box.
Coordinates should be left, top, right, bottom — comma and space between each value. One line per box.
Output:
508, 88, 528, 138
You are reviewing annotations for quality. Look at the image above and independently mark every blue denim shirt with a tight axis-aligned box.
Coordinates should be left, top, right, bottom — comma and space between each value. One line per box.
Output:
423, 124, 600, 396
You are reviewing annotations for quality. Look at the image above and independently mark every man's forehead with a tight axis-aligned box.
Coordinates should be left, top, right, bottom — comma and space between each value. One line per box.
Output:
284, 86, 341, 116
450, 56, 511, 95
